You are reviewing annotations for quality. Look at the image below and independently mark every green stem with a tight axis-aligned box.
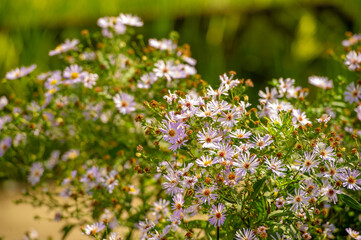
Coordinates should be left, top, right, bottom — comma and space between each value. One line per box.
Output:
217, 226, 220, 240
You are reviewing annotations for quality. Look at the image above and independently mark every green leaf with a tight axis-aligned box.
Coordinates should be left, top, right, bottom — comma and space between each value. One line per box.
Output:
251, 177, 267, 199
61, 224, 75, 240
222, 195, 237, 204
339, 193, 361, 212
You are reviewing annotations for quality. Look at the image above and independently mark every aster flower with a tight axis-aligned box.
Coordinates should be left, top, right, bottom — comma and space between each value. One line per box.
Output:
162, 171, 181, 196
97, 16, 126, 36
301, 179, 318, 195
219, 73, 240, 89
84, 222, 105, 235
83, 72, 98, 88
181, 175, 198, 189
195, 184, 218, 204
223, 168, 242, 187
137, 219, 155, 240
340, 169, 361, 190
323, 222, 336, 238
321, 181, 340, 204
107, 232, 122, 240
44, 71, 62, 90
265, 156, 286, 177
62, 149, 80, 161
213, 142, 235, 163
234, 152, 259, 177
178, 94, 200, 110
322, 161, 343, 180
251, 134, 273, 150
295, 152, 318, 174
346, 228, 361, 240
0, 137, 12, 157
275, 197, 285, 208
168, 137, 188, 151
149, 228, 170, 240
153, 60, 176, 81
230, 129, 252, 140
208, 203, 226, 227
118, 13, 143, 27
286, 188, 309, 212
356, 105, 361, 121
308, 76, 333, 89
63, 64, 86, 84
218, 107, 242, 128
314, 142, 335, 162
196, 105, 217, 118
0, 96, 8, 110
164, 90, 178, 104
161, 121, 187, 144
49, 39, 79, 56
259, 87, 278, 102
113, 93, 136, 114
28, 162, 44, 185
344, 51, 361, 71
197, 127, 222, 149
127, 185, 140, 195
196, 155, 217, 167
151, 199, 170, 222
149, 38, 177, 51
235, 228, 258, 240
206, 85, 229, 99
278, 77, 295, 96
6, 64, 36, 80
292, 109, 311, 126
342, 34, 361, 47
208, 99, 232, 113
345, 82, 361, 104
171, 193, 184, 217
317, 114, 331, 123
138, 72, 158, 89
101, 170, 119, 193
267, 100, 293, 114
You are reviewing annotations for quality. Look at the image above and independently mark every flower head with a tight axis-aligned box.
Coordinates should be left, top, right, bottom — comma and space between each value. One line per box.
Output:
208, 203, 226, 227
113, 93, 136, 114
6, 64, 36, 80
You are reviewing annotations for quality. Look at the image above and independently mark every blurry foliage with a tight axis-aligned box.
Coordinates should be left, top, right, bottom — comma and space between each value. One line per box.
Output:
1, 0, 361, 96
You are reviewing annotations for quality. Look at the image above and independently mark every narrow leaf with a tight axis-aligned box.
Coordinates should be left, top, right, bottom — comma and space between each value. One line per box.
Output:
339, 193, 361, 212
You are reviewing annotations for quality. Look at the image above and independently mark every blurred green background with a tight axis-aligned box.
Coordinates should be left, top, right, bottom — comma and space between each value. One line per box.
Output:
1, 0, 361, 91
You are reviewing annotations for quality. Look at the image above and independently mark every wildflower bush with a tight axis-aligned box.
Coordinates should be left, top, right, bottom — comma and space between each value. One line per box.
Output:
2, 13, 361, 240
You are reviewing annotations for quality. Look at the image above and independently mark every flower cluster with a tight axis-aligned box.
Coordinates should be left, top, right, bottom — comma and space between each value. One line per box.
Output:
136, 66, 361, 239
1, 13, 201, 239
3, 13, 361, 240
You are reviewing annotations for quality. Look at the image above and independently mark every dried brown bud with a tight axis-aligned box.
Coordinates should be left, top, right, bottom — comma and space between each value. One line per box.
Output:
81, 29, 89, 36
135, 114, 144, 122
150, 100, 159, 108
187, 189, 194, 196
245, 79, 254, 87
204, 177, 212, 184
